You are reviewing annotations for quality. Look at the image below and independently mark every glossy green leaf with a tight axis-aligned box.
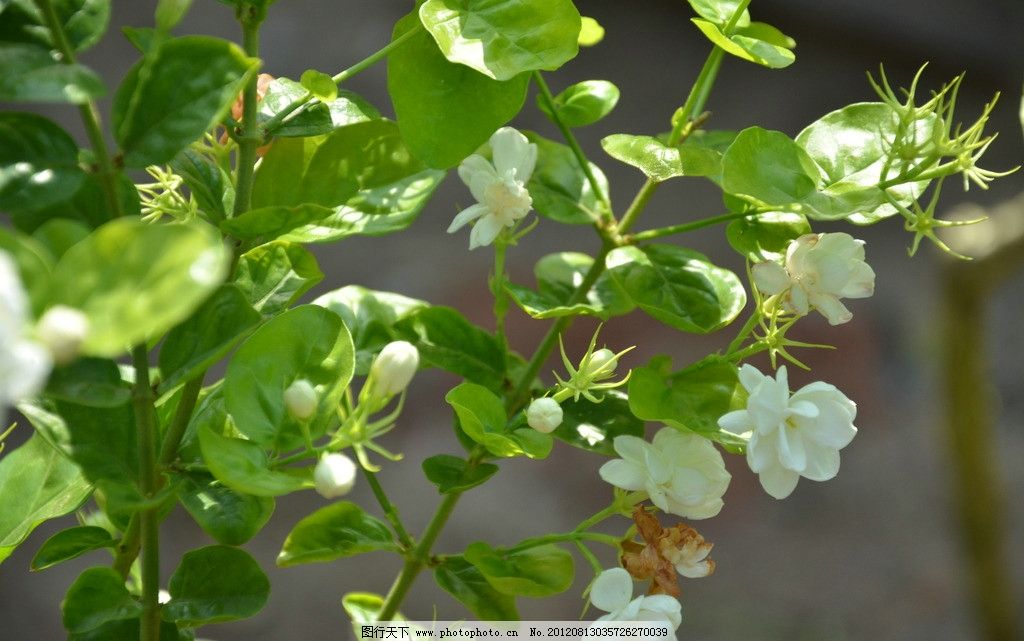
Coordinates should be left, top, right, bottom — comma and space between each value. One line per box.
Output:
726, 211, 811, 261
0, 0, 110, 52
388, 11, 529, 169
31, 526, 115, 571
735, 21, 796, 49
555, 390, 644, 456
505, 251, 633, 320
395, 307, 506, 392
419, 0, 580, 81
31, 217, 90, 258
178, 472, 273, 546
11, 171, 140, 233
538, 80, 619, 128
577, 16, 604, 46
49, 218, 230, 356
0, 432, 91, 565
112, 36, 258, 167
422, 454, 499, 494
691, 18, 794, 69
445, 383, 552, 459
170, 149, 232, 223
220, 203, 333, 240
628, 356, 747, 451
605, 244, 746, 334
435, 557, 519, 620
342, 592, 405, 624
66, 618, 185, 641
465, 542, 573, 597
0, 43, 104, 103
721, 127, 821, 206
601, 133, 721, 181
259, 78, 380, 138
0, 226, 54, 314
225, 305, 354, 450
198, 426, 309, 497
313, 285, 427, 375
0, 113, 85, 216
158, 284, 261, 393
233, 240, 323, 316
525, 132, 609, 225
121, 26, 157, 54
45, 357, 131, 407
299, 68, 336, 101
163, 545, 269, 625
277, 501, 397, 567
686, 0, 750, 27
155, 0, 193, 32
62, 567, 142, 633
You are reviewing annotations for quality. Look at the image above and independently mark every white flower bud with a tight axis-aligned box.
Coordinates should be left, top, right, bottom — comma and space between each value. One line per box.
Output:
313, 452, 357, 499
526, 397, 563, 434
36, 305, 89, 366
584, 348, 618, 379
283, 379, 318, 421
369, 340, 419, 396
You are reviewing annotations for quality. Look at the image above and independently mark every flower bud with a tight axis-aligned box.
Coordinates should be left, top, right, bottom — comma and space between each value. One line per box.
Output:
526, 397, 563, 434
584, 348, 618, 379
369, 341, 419, 396
283, 379, 318, 421
313, 452, 357, 499
36, 305, 89, 365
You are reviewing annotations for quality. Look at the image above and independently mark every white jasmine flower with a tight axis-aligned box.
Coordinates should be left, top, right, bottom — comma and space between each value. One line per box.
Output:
0, 252, 51, 411
369, 340, 419, 396
313, 452, 357, 499
283, 379, 318, 421
599, 428, 730, 519
526, 397, 562, 433
36, 305, 89, 365
590, 567, 682, 629
752, 232, 875, 325
447, 127, 537, 250
718, 364, 857, 500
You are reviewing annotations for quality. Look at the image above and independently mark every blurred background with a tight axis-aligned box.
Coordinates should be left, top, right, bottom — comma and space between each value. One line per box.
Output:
2, 1, 1023, 639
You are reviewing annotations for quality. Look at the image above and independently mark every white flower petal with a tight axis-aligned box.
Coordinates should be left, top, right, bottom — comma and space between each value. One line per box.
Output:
717, 409, 752, 433
758, 462, 800, 499
611, 434, 648, 463
457, 155, 497, 202
745, 431, 775, 473
801, 441, 841, 481
636, 595, 683, 630
468, 213, 504, 249
840, 261, 875, 298
1, 339, 51, 405
447, 203, 490, 233
752, 262, 791, 294
490, 127, 536, 180
590, 568, 633, 613
599, 459, 646, 491
810, 292, 852, 325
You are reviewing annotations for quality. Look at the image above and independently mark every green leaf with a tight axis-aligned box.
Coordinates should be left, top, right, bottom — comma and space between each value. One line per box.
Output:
396, 307, 506, 392
388, 11, 529, 169
726, 211, 811, 261
259, 78, 380, 138
577, 16, 604, 47
158, 284, 261, 393
685, 0, 750, 27
233, 240, 323, 316
465, 542, 573, 597
525, 132, 609, 225
198, 426, 309, 497
628, 356, 747, 451
112, 36, 258, 167
225, 305, 354, 450
155, 0, 193, 32
445, 383, 552, 459
435, 557, 519, 620
163, 545, 269, 625
31, 217, 90, 258
605, 244, 746, 333
0, 112, 86, 216
721, 126, 821, 207
177, 472, 273, 546
538, 80, 619, 128
300, 68, 337, 101
170, 149, 232, 223
505, 251, 633, 320
31, 525, 115, 571
313, 285, 427, 375
49, 218, 230, 356
0, 433, 91, 565
0, 0, 110, 52
419, 0, 580, 81
277, 501, 397, 567
601, 133, 721, 182
555, 390, 644, 456
691, 18, 794, 69
0, 226, 54, 315
45, 357, 131, 407
11, 171, 141, 233
62, 567, 142, 633
67, 618, 186, 641
422, 454, 499, 494
220, 203, 334, 240
0, 42, 105, 102
342, 592, 405, 624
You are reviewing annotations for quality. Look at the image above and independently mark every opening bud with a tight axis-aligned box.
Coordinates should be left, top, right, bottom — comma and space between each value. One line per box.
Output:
369, 341, 419, 396
36, 306, 89, 366
283, 379, 318, 421
583, 348, 618, 380
526, 397, 563, 434
313, 452, 357, 499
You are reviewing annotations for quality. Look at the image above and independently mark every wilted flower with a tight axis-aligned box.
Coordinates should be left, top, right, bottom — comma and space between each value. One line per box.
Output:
36, 305, 89, 365
718, 364, 857, 499
752, 232, 875, 325
369, 341, 419, 397
283, 379, 318, 421
526, 397, 563, 434
447, 127, 536, 249
313, 452, 357, 499
589, 567, 682, 629
599, 428, 730, 520
621, 506, 715, 597
0, 252, 51, 412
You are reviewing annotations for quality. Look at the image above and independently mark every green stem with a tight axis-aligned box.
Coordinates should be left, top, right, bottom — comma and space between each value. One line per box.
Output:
261, 24, 423, 136
112, 517, 141, 580
574, 540, 604, 574
629, 211, 753, 242
575, 504, 618, 532
231, 16, 263, 219
724, 311, 761, 358
533, 71, 613, 220
158, 374, 204, 466
362, 468, 415, 550
131, 346, 161, 641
